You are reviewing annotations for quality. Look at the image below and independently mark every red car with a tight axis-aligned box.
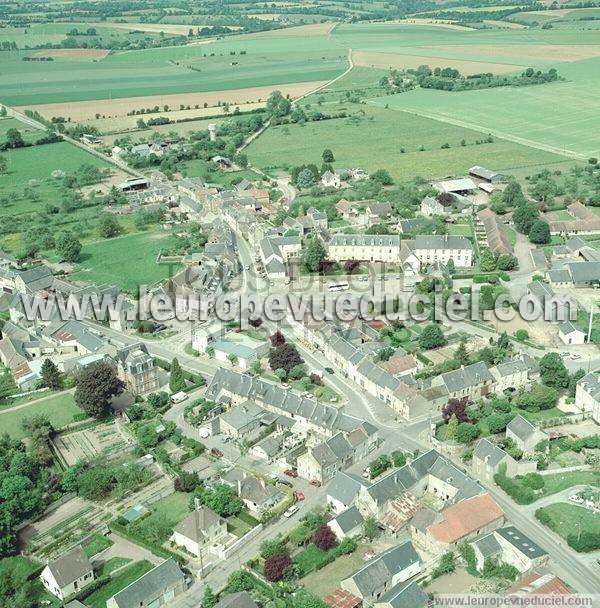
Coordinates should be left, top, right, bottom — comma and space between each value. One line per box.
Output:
284, 469, 298, 478
210, 448, 223, 458
294, 490, 305, 501
309, 479, 322, 487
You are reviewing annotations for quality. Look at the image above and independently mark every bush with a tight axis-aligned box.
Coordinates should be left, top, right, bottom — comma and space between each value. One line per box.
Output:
313, 525, 336, 550
264, 552, 292, 582
567, 531, 600, 552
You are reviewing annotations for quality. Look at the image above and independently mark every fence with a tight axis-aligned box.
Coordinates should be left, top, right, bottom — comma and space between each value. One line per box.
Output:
215, 523, 264, 560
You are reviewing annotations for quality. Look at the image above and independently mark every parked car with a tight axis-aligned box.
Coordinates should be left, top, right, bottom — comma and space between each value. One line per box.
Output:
283, 505, 299, 518
210, 448, 223, 458
284, 469, 298, 478
294, 489, 305, 501
570, 353, 582, 360
569, 494, 584, 504
560, 351, 570, 358
309, 479, 322, 487
324, 367, 334, 375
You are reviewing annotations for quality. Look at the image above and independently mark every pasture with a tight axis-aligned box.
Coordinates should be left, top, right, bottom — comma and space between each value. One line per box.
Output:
69, 231, 182, 292
246, 104, 570, 181
0, 117, 44, 143
0, 141, 113, 213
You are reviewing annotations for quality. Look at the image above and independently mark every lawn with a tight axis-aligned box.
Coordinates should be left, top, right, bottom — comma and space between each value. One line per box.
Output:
0, 141, 112, 214
0, 117, 44, 143
97, 557, 132, 577
85, 560, 154, 608
69, 230, 182, 293
539, 470, 600, 497
535, 503, 599, 547
246, 104, 569, 181
83, 534, 113, 558
306, 545, 370, 598
129, 492, 192, 543
0, 393, 85, 439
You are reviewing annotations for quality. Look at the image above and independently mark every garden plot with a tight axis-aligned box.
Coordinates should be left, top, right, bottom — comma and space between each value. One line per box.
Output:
53, 422, 131, 467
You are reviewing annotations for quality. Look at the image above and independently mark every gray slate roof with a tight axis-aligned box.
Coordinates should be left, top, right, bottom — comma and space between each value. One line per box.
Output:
506, 414, 538, 442
471, 532, 502, 559
441, 361, 494, 393
496, 526, 547, 559
109, 559, 184, 608
415, 234, 472, 251
375, 580, 428, 608
215, 591, 258, 608
46, 545, 92, 588
331, 505, 364, 534
473, 438, 509, 468
327, 471, 367, 506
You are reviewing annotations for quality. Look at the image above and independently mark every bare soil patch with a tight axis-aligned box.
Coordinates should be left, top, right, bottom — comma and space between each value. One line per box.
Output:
392, 18, 475, 31
17, 80, 328, 122
241, 22, 334, 37
32, 48, 109, 59
353, 50, 521, 75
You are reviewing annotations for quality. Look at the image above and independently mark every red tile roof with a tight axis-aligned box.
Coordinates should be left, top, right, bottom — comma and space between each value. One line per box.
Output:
507, 571, 572, 596
429, 493, 504, 544
324, 589, 362, 608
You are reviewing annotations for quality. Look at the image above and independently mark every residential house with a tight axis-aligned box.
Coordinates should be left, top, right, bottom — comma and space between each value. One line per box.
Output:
411, 493, 504, 554
335, 199, 359, 220
477, 208, 513, 256
506, 415, 548, 454
507, 571, 572, 597
222, 470, 284, 515
172, 506, 227, 557
365, 202, 393, 226
259, 236, 301, 279
414, 235, 474, 267
341, 541, 421, 602
436, 361, 495, 400
117, 343, 160, 395
373, 581, 428, 608
106, 559, 186, 608
322, 170, 341, 189
575, 373, 600, 423
249, 434, 283, 462
328, 505, 364, 539
40, 545, 94, 600
327, 234, 402, 264
470, 526, 547, 573
327, 471, 369, 514
219, 401, 264, 439
471, 438, 519, 483
297, 432, 355, 483
421, 195, 453, 217
558, 321, 586, 345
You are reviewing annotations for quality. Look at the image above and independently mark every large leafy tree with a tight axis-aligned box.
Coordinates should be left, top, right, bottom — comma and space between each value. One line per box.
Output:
41, 358, 62, 390
300, 236, 326, 273
313, 524, 337, 550
513, 202, 539, 234
269, 342, 304, 374
418, 324, 446, 349
74, 361, 123, 418
55, 231, 82, 262
528, 220, 550, 244
169, 358, 186, 393
263, 552, 292, 582
539, 352, 569, 389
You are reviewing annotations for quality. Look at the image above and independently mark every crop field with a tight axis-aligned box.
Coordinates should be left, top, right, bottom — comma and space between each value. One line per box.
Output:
246, 104, 570, 181
0, 141, 114, 214
0, 393, 84, 439
0, 31, 347, 109
69, 231, 182, 292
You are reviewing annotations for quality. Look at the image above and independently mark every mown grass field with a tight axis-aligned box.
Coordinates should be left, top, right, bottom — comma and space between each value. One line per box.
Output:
85, 560, 154, 608
0, 141, 113, 213
0, 117, 44, 143
69, 231, 181, 292
536, 503, 599, 544
0, 393, 84, 439
246, 104, 570, 180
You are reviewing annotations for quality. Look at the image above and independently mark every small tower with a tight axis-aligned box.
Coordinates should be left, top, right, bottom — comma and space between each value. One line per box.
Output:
208, 123, 217, 142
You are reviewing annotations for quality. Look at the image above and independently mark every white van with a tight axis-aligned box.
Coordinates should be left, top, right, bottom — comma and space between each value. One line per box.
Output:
170, 391, 188, 404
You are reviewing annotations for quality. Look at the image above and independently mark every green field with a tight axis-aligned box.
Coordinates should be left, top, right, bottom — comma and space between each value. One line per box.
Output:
69, 231, 182, 292
0, 393, 85, 439
0, 33, 347, 106
536, 503, 600, 546
128, 492, 191, 542
0, 117, 44, 143
0, 141, 113, 214
246, 104, 570, 180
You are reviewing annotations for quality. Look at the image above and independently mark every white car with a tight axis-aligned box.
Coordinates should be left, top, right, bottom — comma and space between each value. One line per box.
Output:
569, 494, 584, 504
570, 353, 582, 360
283, 505, 299, 518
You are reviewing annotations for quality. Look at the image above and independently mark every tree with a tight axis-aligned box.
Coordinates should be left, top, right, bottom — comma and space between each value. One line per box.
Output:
371, 168, 393, 185
391, 450, 406, 467
513, 383, 558, 411
169, 358, 186, 393
432, 552, 456, 578
513, 203, 539, 234
362, 516, 379, 540
568, 369, 586, 398
5, 128, 24, 149
454, 338, 469, 366
227, 353, 238, 367
201, 586, 216, 608
445, 414, 459, 441
196, 484, 243, 516
40, 358, 62, 390
97, 213, 122, 238
539, 352, 569, 389
313, 524, 336, 550
270, 331, 286, 347
269, 342, 304, 374
225, 570, 254, 593
297, 168, 316, 189
528, 220, 550, 244
56, 231, 82, 262
502, 180, 526, 207
0, 373, 17, 402
266, 90, 291, 118
260, 537, 286, 558
263, 552, 292, 582
456, 422, 480, 444
322, 148, 335, 163
479, 248, 497, 272
174, 471, 198, 493
300, 236, 326, 273
74, 361, 123, 418
497, 254, 518, 271
442, 397, 468, 423
419, 324, 446, 349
